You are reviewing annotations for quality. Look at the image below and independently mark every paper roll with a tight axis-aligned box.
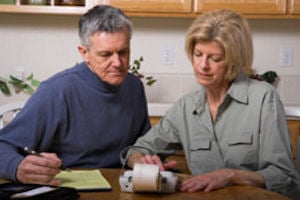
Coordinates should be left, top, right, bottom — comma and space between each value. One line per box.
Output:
132, 163, 160, 192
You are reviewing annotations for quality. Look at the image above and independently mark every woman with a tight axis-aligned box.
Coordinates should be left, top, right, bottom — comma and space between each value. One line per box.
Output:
126, 9, 299, 198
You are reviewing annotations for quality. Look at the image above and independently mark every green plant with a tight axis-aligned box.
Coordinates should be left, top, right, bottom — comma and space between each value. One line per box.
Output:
129, 56, 156, 86
0, 58, 154, 95
0, 73, 40, 95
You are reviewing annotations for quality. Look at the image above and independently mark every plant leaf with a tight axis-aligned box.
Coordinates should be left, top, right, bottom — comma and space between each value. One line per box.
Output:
9, 75, 23, 84
129, 56, 156, 87
26, 73, 34, 80
12, 82, 28, 89
1, 73, 40, 95
31, 79, 40, 87
146, 77, 156, 86
0, 81, 11, 95
24, 85, 34, 94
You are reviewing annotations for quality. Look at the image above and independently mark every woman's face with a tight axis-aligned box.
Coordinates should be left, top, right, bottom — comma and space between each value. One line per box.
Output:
192, 41, 229, 90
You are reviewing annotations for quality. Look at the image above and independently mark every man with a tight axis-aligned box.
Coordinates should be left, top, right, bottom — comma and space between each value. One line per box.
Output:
0, 5, 150, 185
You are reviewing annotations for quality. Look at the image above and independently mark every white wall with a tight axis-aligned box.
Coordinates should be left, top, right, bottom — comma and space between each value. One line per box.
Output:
1, 14, 300, 106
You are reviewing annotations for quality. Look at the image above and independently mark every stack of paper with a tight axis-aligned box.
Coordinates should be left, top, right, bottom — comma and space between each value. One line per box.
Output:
55, 169, 111, 191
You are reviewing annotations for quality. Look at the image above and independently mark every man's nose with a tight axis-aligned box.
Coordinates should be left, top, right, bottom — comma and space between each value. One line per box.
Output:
111, 53, 122, 66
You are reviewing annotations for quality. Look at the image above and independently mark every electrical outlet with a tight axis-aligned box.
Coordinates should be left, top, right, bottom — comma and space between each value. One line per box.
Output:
279, 48, 293, 67
161, 46, 175, 65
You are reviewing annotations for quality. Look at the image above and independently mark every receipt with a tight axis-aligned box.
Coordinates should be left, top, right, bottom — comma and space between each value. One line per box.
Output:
132, 163, 161, 192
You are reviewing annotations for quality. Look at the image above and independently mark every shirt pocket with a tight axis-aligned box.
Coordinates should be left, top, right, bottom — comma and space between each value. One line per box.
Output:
191, 140, 211, 151
189, 138, 223, 173
226, 132, 257, 169
228, 133, 253, 146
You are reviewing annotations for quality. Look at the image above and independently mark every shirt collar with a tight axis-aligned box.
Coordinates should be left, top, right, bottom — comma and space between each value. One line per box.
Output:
80, 62, 122, 93
192, 72, 249, 115
226, 72, 249, 105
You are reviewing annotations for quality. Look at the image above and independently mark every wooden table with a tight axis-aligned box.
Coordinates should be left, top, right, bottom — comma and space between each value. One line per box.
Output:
79, 169, 290, 200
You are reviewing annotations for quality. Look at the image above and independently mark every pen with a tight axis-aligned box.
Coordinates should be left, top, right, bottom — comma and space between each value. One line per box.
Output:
23, 147, 42, 157
23, 146, 71, 171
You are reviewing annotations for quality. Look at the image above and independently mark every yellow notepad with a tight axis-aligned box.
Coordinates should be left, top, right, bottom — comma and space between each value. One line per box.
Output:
55, 169, 111, 191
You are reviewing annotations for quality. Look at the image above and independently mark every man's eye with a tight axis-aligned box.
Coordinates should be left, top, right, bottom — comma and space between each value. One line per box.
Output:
99, 53, 112, 58
119, 49, 129, 57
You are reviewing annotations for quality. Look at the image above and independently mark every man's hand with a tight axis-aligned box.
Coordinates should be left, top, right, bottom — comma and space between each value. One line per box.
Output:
16, 153, 63, 185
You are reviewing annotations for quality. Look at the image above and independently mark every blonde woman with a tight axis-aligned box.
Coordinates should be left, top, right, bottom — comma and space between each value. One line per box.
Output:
127, 9, 300, 198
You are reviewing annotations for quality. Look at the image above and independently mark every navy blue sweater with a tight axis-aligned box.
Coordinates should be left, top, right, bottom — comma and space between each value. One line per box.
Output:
0, 62, 150, 181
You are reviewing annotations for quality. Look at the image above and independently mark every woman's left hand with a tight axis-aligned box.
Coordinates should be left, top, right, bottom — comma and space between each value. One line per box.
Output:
179, 169, 234, 192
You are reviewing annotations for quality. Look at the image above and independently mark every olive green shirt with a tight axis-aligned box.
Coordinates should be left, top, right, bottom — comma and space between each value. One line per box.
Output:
132, 72, 299, 195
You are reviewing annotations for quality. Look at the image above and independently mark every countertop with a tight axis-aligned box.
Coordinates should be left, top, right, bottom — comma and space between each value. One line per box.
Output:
285, 106, 300, 119
148, 103, 172, 117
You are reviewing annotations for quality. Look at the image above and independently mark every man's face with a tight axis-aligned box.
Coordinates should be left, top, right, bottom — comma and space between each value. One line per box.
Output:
78, 29, 130, 86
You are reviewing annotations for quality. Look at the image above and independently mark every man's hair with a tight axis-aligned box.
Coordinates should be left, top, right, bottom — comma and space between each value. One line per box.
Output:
185, 9, 253, 81
79, 5, 133, 49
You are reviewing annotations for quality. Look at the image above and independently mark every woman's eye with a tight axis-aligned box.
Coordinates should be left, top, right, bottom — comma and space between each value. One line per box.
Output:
210, 56, 224, 62
194, 52, 202, 57
211, 57, 221, 62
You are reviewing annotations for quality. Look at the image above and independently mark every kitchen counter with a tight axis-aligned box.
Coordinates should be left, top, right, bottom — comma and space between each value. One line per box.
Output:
285, 106, 300, 119
148, 103, 172, 117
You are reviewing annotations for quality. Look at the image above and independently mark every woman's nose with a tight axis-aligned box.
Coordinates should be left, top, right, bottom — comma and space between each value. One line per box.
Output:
199, 56, 209, 70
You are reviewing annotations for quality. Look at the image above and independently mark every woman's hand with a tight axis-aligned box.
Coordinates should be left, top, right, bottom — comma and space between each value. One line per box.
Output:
179, 168, 265, 192
179, 169, 234, 192
16, 153, 62, 185
141, 154, 177, 171
127, 152, 177, 171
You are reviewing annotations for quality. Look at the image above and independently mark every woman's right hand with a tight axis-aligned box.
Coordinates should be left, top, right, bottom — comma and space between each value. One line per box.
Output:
141, 154, 177, 171
128, 152, 177, 171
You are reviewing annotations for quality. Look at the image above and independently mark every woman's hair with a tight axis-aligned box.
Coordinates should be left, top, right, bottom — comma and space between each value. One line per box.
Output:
185, 9, 253, 80
79, 5, 133, 50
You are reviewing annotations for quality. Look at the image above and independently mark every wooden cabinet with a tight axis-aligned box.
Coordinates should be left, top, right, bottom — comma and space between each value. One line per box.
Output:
150, 116, 161, 127
195, 0, 287, 15
0, 0, 90, 14
0, 0, 297, 18
109, 0, 192, 14
0, 0, 300, 18
0, 0, 193, 15
289, 0, 300, 14
287, 119, 300, 163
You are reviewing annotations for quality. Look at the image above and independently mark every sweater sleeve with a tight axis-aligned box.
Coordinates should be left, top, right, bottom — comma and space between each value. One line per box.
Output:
0, 83, 64, 181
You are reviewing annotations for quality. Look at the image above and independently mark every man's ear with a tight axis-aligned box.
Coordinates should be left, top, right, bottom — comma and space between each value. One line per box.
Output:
78, 45, 89, 63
